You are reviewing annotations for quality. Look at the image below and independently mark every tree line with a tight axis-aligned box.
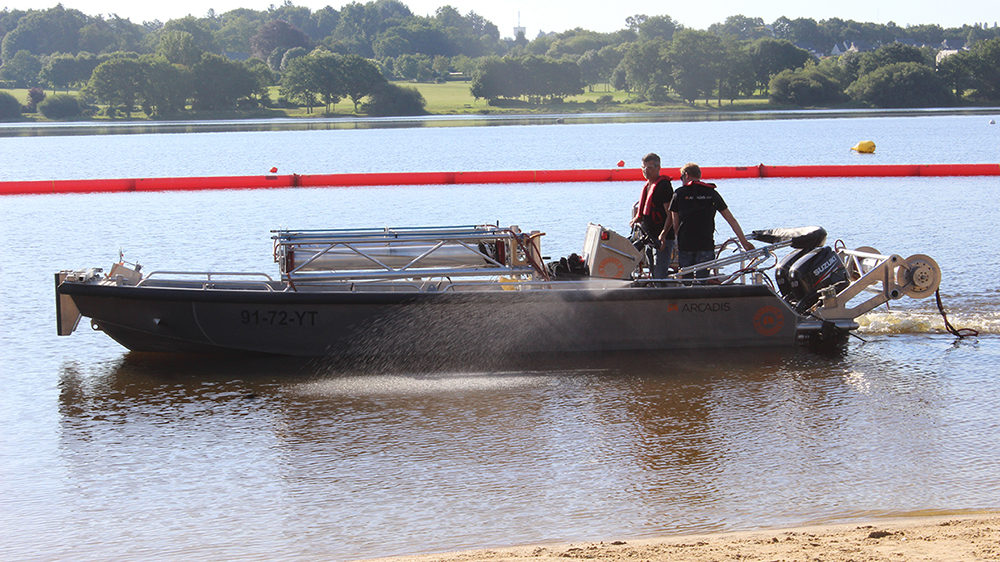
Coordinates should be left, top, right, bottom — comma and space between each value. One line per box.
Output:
2, 2, 1000, 119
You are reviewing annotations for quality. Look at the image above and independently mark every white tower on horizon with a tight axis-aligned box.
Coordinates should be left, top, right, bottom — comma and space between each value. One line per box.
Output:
513, 11, 526, 39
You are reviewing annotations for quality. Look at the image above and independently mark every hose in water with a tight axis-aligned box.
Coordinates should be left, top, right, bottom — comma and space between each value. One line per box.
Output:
935, 289, 978, 339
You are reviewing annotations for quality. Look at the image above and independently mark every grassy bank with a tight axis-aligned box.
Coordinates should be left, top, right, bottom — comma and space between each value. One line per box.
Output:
2, 81, 776, 122
403, 81, 773, 114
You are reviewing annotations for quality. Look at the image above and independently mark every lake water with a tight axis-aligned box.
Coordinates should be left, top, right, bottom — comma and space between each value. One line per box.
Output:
2, 112, 1000, 561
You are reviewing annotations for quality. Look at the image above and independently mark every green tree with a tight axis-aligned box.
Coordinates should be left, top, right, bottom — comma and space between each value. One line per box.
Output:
837, 51, 863, 83
470, 56, 518, 100
340, 53, 386, 111
858, 43, 928, 76
332, 1, 410, 57
77, 20, 117, 54
637, 15, 677, 42
267, 2, 313, 34
306, 6, 341, 42
717, 38, 756, 104
375, 19, 453, 58
394, 53, 432, 81
250, 19, 311, 61
373, 31, 409, 58
619, 39, 669, 94
244, 58, 275, 106
847, 62, 955, 107
549, 58, 584, 100
361, 81, 426, 115
38, 92, 83, 118
309, 51, 345, 111
280, 46, 309, 71
908, 24, 946, 46
157, 30, 203, 66
967, 37, 1000, 100
280, 55, 319, 112
431, 55, 449, 77
667, 29, 725, 103
936, 50, 976, 98
577, 49, 603, 91
610, 60, 630, 93
162, 16, 219, 55
0, 90, 22, 119
520, 54, 552, 100
597, 45, 624, 89
39, 52, 78, 90
140, 54, 191, 116
190, 53, 256, 109
769, 66, 847, 105
772, 17, 815, 44
86, 57, 147, 116
1, 5, 88, 62
216, 12, 260, 53
746, 38, 811, 94
709, 15, 769, 41
545, 29, 611, 58
0, 49, 42, 87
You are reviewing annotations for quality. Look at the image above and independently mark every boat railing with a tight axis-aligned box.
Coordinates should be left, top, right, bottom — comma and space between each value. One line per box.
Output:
137, 271, 278, 291
669, 239, 793, 282
272, 224, 545, 285
440, 278, 634, 292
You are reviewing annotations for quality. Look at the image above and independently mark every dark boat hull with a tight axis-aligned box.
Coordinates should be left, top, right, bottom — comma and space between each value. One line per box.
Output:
59, 282, 805, 357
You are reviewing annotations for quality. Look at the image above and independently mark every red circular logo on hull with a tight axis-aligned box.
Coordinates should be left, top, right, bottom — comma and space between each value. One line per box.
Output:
753, 305, 785, 336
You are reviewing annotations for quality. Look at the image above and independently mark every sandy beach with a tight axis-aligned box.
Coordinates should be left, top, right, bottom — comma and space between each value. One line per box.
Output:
364, 513, 1000, 562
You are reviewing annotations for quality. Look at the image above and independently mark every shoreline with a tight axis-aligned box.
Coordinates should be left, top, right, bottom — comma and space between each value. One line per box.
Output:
2, 106, 998, 138
359, 512, 1000, 562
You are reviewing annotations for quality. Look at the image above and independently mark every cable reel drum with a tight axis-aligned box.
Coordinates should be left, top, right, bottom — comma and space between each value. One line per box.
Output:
898, 254, 941, 298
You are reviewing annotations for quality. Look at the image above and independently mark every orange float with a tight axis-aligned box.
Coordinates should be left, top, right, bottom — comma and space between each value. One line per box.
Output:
2, 164, 998, 196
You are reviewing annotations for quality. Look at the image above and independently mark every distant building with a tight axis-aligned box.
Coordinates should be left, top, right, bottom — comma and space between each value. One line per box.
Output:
793, 41, 823, 58
831, 40, 876, 55
513, 26, 526, 39
936, 49, 961, 64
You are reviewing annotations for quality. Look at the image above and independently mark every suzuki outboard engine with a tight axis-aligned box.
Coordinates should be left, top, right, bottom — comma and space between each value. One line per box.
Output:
755, 227, 849, 314
777, 246, 849, 313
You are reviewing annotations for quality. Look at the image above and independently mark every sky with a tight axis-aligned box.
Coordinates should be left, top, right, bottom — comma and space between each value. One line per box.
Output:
9, 0, 998, 38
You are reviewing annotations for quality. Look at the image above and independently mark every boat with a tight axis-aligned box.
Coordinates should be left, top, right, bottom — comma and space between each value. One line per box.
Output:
55, 223, 942, 360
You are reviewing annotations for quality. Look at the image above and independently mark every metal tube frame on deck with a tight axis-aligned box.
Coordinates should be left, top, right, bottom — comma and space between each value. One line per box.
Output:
272, 224, 542, 284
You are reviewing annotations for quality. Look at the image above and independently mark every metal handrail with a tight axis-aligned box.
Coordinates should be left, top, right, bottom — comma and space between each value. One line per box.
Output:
137, 271, 276, 291
669, 240, 792, 281
140, 270, 274, 281
440, 278, 633, 292
280, 266, 536, 283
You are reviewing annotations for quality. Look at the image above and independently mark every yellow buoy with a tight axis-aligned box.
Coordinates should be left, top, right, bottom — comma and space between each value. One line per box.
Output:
851, 140, 876, 153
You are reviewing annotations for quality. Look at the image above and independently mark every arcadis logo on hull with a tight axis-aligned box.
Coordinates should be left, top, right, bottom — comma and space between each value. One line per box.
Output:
668, 302, 732, 313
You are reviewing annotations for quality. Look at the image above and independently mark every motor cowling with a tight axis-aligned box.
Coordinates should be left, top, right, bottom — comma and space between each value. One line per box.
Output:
776, 246, 849, 313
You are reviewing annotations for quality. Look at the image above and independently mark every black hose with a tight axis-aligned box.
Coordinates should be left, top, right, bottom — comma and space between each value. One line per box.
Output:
935, 289, 978, 339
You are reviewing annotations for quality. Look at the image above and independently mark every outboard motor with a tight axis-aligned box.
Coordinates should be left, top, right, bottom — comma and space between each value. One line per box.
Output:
782, 246, 849, 313
775, 247, 813, 302
755, 227, 849, 313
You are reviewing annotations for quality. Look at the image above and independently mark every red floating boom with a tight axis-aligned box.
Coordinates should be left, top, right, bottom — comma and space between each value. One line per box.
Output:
2, 164, 998, 196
